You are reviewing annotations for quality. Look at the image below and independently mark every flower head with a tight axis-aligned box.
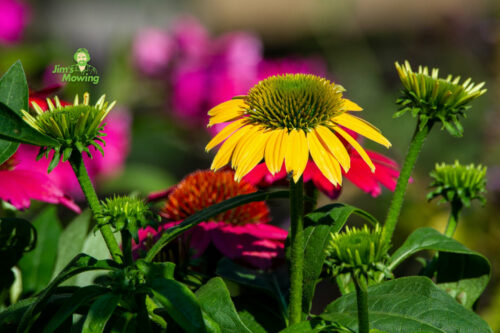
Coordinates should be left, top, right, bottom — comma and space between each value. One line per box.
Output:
427, 161, 487, 207
134, 170, 287, 269
206, 74, 391, 185
395, 61, 486, 136
21, 93, 116, 171
324, 224, 390, 281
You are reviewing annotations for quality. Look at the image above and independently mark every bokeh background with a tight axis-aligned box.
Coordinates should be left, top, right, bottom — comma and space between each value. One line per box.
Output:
1, 0, 499, 327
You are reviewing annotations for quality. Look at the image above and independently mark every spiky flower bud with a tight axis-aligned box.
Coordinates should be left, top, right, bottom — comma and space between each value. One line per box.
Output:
21, 92, 115, 171
98, 195, 159, 241
395, 61, 486, 136
427, 161, 487, 207
324, 224, 391, 284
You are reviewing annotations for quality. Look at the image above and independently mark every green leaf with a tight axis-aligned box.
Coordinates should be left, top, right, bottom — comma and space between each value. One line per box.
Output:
321, 276, 492, 332
145, 190, 289, 262
82, 293, 120, 333
17, 254, 119, 333
19, 207, 62, 294
0, 102, 58, 146
0, 60, 28, 116
136, 259, 175, 281
149, 278, 207, 333
279, 318, 354, 333
0, 297, 36, 329
109, 312, 136, 333
389, 227, 490, 308
196, 277, 252, 333
52, 210, 91, 279
0, 139, 18, 165
301, 203, 379, 314
42, 285, 109, 333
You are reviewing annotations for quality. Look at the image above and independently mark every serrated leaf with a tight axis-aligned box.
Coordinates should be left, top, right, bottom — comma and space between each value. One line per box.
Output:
321, 276, 492, 332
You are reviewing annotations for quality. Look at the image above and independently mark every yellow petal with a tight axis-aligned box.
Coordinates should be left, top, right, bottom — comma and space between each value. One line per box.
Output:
285, 129, 309, 182
234, 131, 271, 181
264, 129, 287, 175
208, 99, 247, 117
210, 125, 251, 171
341, 98, 363, 111
334, 126, 375, 172
205, 119, 247, 152
315, 125, 350, 172
232, 125, 263, 168
307, 131, 341, 186
333, 113, 391, 148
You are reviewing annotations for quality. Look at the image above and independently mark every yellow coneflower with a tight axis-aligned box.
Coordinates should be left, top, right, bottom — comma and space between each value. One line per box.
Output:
205, 74, 391, 184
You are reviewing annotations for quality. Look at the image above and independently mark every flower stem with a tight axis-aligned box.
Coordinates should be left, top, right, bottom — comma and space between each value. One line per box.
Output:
121, 230, 134, 266
69, 153, 123, 264
289, 177, 304, 325
444, 201, 463, 237
382, 122, 432, 245
354, 276, 369, 333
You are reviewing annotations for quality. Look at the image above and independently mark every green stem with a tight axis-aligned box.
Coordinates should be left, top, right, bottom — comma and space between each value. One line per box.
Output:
69, 153, 123, 264
354, 276, 369, 333
382, 122, 433, 245
444, 201, 463, 237
288, 177, 304, 325
121, 230, 134, 266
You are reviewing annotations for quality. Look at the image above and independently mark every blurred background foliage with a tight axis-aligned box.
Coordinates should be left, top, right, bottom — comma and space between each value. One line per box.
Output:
1, 0, 500, 328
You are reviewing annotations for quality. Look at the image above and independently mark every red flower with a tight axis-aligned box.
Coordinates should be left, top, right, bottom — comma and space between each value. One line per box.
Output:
134, 170, 287, 269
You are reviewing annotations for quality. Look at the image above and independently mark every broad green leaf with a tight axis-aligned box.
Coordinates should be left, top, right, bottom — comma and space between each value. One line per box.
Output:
19, 207, 62, 294
0, 60, 28, 116
196, 277, 252, 333
17, 254, 119, 333
389, 227, 490, 308
136, 259, 175, 281
109, 312, 136, 333
149, 278, 206, 333
145, 190, 289, 262
82, 293, 120, 333
0, 297, 36, 329
237, 311, 267, 333
279, 318, 354, 333
0, 102, 58, 147
301, 203, 379, 314
42, 285, 109, 333
52, 210, 91, 279
0, 139, 18, 165
0, 217, 36, 291
321, 276, 492, 332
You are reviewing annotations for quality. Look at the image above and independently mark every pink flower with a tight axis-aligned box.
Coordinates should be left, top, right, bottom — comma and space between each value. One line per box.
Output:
0, 154, 80, 212
133, 28, 176, 76
134, 170, 287, 269
0, 0, 29, 45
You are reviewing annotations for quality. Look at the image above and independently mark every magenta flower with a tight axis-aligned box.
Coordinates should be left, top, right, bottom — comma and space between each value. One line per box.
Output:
134, 170, 287, 269
0, 0, 29, 45
133, 28, 176, 76
0, 154, 80, 212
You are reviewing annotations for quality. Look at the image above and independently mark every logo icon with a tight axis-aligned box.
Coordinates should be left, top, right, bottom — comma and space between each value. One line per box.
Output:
52, 48, 100, 85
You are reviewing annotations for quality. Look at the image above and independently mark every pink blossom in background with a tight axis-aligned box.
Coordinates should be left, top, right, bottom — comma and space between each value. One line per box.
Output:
171, 16, 209, 59
0, 154, 80, 212
0, 0, 29, 45
133, 28, 176, 76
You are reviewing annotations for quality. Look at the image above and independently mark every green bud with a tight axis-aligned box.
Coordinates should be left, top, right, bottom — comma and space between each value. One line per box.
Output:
427, 161, 487, 207
21, 92, 115, 172
394, 61, 486, 136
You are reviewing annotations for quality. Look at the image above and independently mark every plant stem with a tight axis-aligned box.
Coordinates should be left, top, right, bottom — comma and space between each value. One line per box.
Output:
69, 153, 123, 264
382, 122, 432, 245
444, 201, 463, 237
288, 177, 304, 325
121, 230, 134, 266
354, 276, 369, 333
